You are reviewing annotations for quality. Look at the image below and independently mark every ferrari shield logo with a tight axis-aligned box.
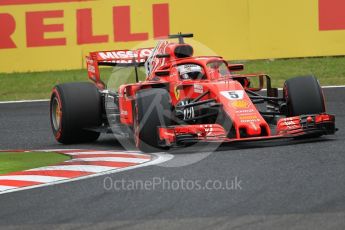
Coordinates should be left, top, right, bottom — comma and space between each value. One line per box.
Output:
174, 86, 180, 100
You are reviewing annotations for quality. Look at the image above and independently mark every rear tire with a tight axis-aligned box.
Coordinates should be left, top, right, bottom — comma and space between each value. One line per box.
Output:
134, 88, 172, 152
50, 82, 102, 144
284, 76, 325, 116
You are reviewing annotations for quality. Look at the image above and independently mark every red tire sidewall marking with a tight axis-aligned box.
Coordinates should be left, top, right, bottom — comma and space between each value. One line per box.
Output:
51, 88, 63, 140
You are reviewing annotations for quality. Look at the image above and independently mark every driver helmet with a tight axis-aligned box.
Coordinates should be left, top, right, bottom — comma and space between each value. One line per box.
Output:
178, 64, 204, 80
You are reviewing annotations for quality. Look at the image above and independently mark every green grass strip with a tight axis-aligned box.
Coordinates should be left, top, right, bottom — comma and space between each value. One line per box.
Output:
0, 151, 70, 175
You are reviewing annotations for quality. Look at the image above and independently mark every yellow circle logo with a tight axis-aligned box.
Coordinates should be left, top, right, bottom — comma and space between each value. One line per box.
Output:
231, 100, 250, 109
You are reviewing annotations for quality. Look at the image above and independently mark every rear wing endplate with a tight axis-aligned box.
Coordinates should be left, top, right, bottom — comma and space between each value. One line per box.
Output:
86, 48, 154, 88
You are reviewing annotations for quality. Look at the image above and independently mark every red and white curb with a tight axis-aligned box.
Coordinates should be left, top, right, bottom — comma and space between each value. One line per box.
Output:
0, 149, 173, 194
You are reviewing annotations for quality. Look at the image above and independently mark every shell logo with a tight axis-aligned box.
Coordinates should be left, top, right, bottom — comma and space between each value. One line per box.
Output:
230, 100, 250, 109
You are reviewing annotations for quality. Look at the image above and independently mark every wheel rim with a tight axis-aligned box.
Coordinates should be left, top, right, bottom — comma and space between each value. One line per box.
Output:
51, 97, 62, 131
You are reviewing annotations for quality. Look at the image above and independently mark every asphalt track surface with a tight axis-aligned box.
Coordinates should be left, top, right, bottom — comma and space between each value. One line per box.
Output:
0, 88, 344, 230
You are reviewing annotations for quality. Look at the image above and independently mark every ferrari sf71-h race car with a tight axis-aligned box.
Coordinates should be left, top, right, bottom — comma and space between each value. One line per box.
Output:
50, 33, 337, 152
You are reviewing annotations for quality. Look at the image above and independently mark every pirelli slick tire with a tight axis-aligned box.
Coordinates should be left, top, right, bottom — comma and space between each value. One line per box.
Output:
50, 82, 101, 144
134, 88, 172, 153
284, 76, 325, 117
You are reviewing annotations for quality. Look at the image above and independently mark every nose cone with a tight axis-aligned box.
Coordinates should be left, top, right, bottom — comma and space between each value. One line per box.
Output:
245, 122, 262, 136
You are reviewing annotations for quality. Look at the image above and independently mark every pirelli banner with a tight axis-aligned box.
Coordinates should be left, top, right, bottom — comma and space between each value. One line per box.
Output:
1, 0, 345, 73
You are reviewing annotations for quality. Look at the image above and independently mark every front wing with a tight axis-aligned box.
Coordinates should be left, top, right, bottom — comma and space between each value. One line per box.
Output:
158, 114, 337, 147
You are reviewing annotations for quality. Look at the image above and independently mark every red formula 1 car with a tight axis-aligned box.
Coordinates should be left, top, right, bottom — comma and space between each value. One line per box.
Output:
50, 33, 337, 152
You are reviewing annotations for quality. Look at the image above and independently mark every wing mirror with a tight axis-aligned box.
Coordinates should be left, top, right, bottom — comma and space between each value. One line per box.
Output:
232, 74, 264, 91
228, 64, 244, 72
155, 70, 170, 77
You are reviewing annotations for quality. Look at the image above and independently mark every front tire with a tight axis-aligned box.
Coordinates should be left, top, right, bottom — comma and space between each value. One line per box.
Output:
50, 82, 102, 144
134, 88, 172, 152
284, 75, 325, 116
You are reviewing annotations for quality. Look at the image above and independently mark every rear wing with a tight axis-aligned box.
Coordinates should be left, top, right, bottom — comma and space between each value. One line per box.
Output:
86, 48, 154, 88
